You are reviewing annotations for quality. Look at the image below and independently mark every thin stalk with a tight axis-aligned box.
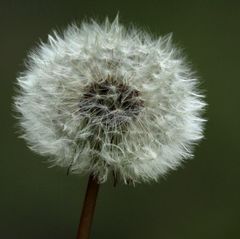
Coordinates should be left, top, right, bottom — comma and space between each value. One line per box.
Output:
76, 174, 100, 239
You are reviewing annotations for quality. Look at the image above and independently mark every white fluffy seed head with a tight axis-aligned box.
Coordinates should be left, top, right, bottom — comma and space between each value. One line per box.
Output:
14, 16, 206, 184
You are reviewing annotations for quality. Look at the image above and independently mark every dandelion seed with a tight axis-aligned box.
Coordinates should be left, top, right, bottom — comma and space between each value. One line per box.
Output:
15, 16, 205, 185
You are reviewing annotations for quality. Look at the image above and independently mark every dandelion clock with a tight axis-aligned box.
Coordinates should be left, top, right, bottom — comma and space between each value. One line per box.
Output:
14, 16, 206, 239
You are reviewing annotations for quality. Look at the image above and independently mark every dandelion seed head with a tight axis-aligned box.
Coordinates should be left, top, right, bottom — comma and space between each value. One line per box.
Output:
15, 16, 206, 184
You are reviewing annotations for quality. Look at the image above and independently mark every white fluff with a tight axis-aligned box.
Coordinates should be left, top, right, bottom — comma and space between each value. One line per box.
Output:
15, 16, 206, 184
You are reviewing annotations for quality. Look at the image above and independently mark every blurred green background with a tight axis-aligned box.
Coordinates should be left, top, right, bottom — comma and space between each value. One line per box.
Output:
1, 0, 240, 238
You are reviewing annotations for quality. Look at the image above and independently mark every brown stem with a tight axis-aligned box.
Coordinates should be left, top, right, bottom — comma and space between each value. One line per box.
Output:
76, 174, 100, 239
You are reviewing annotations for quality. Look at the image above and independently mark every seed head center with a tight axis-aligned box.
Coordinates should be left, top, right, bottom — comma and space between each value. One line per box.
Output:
79, 76, 143, 128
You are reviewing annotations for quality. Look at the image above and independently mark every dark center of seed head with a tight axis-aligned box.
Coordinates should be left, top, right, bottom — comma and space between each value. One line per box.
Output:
79, 76, 144, 128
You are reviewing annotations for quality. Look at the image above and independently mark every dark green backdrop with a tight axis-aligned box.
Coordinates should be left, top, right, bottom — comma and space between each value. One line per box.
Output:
1, 1, 240, 238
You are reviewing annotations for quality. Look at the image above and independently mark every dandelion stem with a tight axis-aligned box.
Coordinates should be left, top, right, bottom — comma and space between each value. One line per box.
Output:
76, 174, 100, 239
